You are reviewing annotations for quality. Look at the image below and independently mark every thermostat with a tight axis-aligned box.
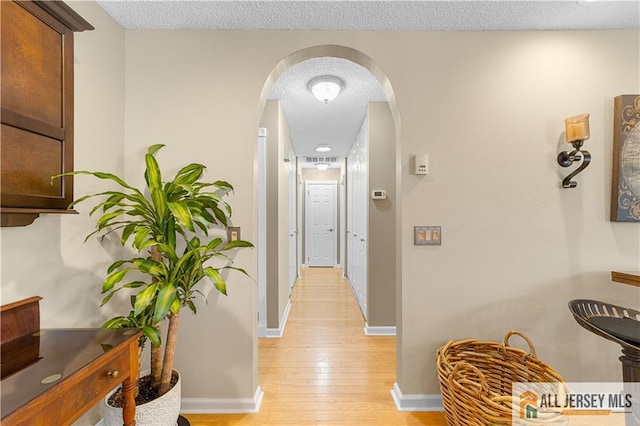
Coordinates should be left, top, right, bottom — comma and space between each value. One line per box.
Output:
414, 153, 429, 175
371, 190, 387, 200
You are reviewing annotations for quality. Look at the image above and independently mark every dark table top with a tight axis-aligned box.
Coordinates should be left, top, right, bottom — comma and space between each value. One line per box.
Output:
1, 328, 139, 419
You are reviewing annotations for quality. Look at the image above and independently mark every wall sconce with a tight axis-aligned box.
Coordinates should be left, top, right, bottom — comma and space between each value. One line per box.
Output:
557, 113, 591, 188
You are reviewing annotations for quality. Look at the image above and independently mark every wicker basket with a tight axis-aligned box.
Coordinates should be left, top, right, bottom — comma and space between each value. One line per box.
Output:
436, 331, 568, 425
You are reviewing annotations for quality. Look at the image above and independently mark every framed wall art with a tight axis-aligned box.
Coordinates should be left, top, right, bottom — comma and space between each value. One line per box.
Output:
611, 94, 640, 222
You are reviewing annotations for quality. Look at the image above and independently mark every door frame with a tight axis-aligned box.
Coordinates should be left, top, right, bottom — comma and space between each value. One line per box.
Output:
304, 180, 338, 267
257, 128, 267, 337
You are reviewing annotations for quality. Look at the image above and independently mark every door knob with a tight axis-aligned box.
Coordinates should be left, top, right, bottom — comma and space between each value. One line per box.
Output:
328, 229, 333, 232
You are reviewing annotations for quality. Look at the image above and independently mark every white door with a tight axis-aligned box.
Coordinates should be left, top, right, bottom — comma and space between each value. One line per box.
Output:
305, 182, 336, 267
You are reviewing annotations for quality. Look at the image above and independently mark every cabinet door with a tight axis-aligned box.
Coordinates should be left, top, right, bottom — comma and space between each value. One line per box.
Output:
1, 0, 75, 211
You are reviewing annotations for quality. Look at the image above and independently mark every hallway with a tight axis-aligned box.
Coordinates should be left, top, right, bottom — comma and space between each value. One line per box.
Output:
184, 267, 446, 425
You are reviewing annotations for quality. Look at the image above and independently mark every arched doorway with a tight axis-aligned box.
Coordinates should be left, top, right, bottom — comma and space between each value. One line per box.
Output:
255, 43, 403, 382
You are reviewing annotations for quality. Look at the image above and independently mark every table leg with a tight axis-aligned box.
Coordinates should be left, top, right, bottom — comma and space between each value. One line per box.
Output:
122, 376, 136, 426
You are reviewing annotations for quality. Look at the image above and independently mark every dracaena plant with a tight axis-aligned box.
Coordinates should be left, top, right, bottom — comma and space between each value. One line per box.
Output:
53, 144, 252, 398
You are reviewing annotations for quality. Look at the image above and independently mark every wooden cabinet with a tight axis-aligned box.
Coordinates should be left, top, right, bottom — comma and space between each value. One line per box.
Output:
1, 0, 93, 227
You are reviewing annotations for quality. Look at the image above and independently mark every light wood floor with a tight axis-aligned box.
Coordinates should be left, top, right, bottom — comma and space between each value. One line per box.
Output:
184, 267, 446, 425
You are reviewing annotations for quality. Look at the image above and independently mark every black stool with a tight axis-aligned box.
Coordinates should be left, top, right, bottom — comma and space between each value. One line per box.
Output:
569, 299, 640, 425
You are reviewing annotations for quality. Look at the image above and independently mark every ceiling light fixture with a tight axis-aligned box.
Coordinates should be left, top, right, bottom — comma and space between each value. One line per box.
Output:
316, 163, 329, 171
315, 145, 331, 153
308, 75, 345, 104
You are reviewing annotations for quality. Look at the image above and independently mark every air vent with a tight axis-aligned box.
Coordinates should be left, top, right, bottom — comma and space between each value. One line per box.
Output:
304, 156, 338, 164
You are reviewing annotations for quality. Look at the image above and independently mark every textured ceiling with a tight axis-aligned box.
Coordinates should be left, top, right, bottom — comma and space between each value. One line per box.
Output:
96, 1, 640, 31
267, 57, 385, 165
95, 0, 640, 168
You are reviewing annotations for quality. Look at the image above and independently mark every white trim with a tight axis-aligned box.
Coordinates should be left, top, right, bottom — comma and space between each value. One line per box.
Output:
257, 320, 267, 338
257, 129, 268, 340
364, 324, 396, 336
390, 383, 444, 412
181, 386, 264, 414
266, 299, 291, 338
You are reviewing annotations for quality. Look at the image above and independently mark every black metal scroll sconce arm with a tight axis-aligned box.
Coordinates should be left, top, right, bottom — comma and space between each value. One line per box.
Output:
557, 140, 591, 188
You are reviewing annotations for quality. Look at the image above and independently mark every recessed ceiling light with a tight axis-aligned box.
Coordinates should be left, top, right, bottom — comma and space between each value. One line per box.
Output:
308, 75, 345, 104
316, 163, 329, 171
315, 145, 331, 153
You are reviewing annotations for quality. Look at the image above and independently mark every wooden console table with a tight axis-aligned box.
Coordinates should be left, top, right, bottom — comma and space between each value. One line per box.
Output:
611, 271, 640, 288
1, 297, 141, 425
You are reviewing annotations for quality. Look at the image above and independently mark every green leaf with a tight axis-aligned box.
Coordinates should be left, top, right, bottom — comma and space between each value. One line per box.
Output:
186, 299, 197, 314
121, 223, 137, 246
123, 281, 147, 289
174, 163, 205, 185
167, 201, 194, 232
102, 268, 132, 293
133, 259, 167, 277
211, 206, 229, 227
101, 291, 118, 306
207, 238, 223, 250
166, 219, 176, 251
170, 298, 181, 314
222, 240, 254, 251
97, 210, 124, 227
134, 283, 159, 316
150, 187, 167, 219
145, 153, 163, 192
204, 267, 227, 295
154, 282, 177, 323
107, 260, 129, 274
142, 325, 161, 347
147, 144, 165, 156
213, 180, 234, 193
132, 227, 152, 251
221, 265, 251, 277
102, 317, 131, 329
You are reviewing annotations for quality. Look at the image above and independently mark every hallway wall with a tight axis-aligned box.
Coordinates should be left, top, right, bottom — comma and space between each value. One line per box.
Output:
367, 102, 396, 327
259, 101, 292, 330
123, 27, 640, 399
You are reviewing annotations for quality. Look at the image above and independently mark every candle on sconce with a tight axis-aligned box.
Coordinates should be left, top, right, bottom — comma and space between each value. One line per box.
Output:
564, 113, 590, 143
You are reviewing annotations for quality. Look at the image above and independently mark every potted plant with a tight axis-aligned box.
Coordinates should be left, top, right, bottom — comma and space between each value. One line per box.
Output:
54, 144, 252, 425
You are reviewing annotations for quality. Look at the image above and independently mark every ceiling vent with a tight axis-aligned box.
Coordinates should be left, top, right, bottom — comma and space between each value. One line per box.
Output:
304, 156, 338, 164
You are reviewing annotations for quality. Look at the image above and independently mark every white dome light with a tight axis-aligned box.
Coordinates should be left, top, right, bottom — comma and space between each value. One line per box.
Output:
315, 145, 332, 153
316, 163, 329, 171
308, 75, 345, 104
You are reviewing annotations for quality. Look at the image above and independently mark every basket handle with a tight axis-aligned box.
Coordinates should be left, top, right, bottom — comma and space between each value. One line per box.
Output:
449, 362, 489, 396
503, 330, 537, 358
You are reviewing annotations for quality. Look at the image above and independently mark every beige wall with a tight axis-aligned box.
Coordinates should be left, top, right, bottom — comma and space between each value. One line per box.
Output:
277, 104, 292, 324
259, 100, 292, 329
120, 28, 640, 398
260, 101, 280, 328
367, 102, 396, 326
1, 13, 638, 411
0, 2, 126, 423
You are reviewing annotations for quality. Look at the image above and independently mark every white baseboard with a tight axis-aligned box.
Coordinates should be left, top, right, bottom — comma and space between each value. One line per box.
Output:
181, 386, 264, 414
364, 324, 396, 336
390, 383, 444, 412
95, 387, 264, 424
266, 300, 291, 338
257, 320, 267, 338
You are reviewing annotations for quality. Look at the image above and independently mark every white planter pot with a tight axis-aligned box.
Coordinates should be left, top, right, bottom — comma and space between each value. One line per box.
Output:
103, 370, 181, 426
